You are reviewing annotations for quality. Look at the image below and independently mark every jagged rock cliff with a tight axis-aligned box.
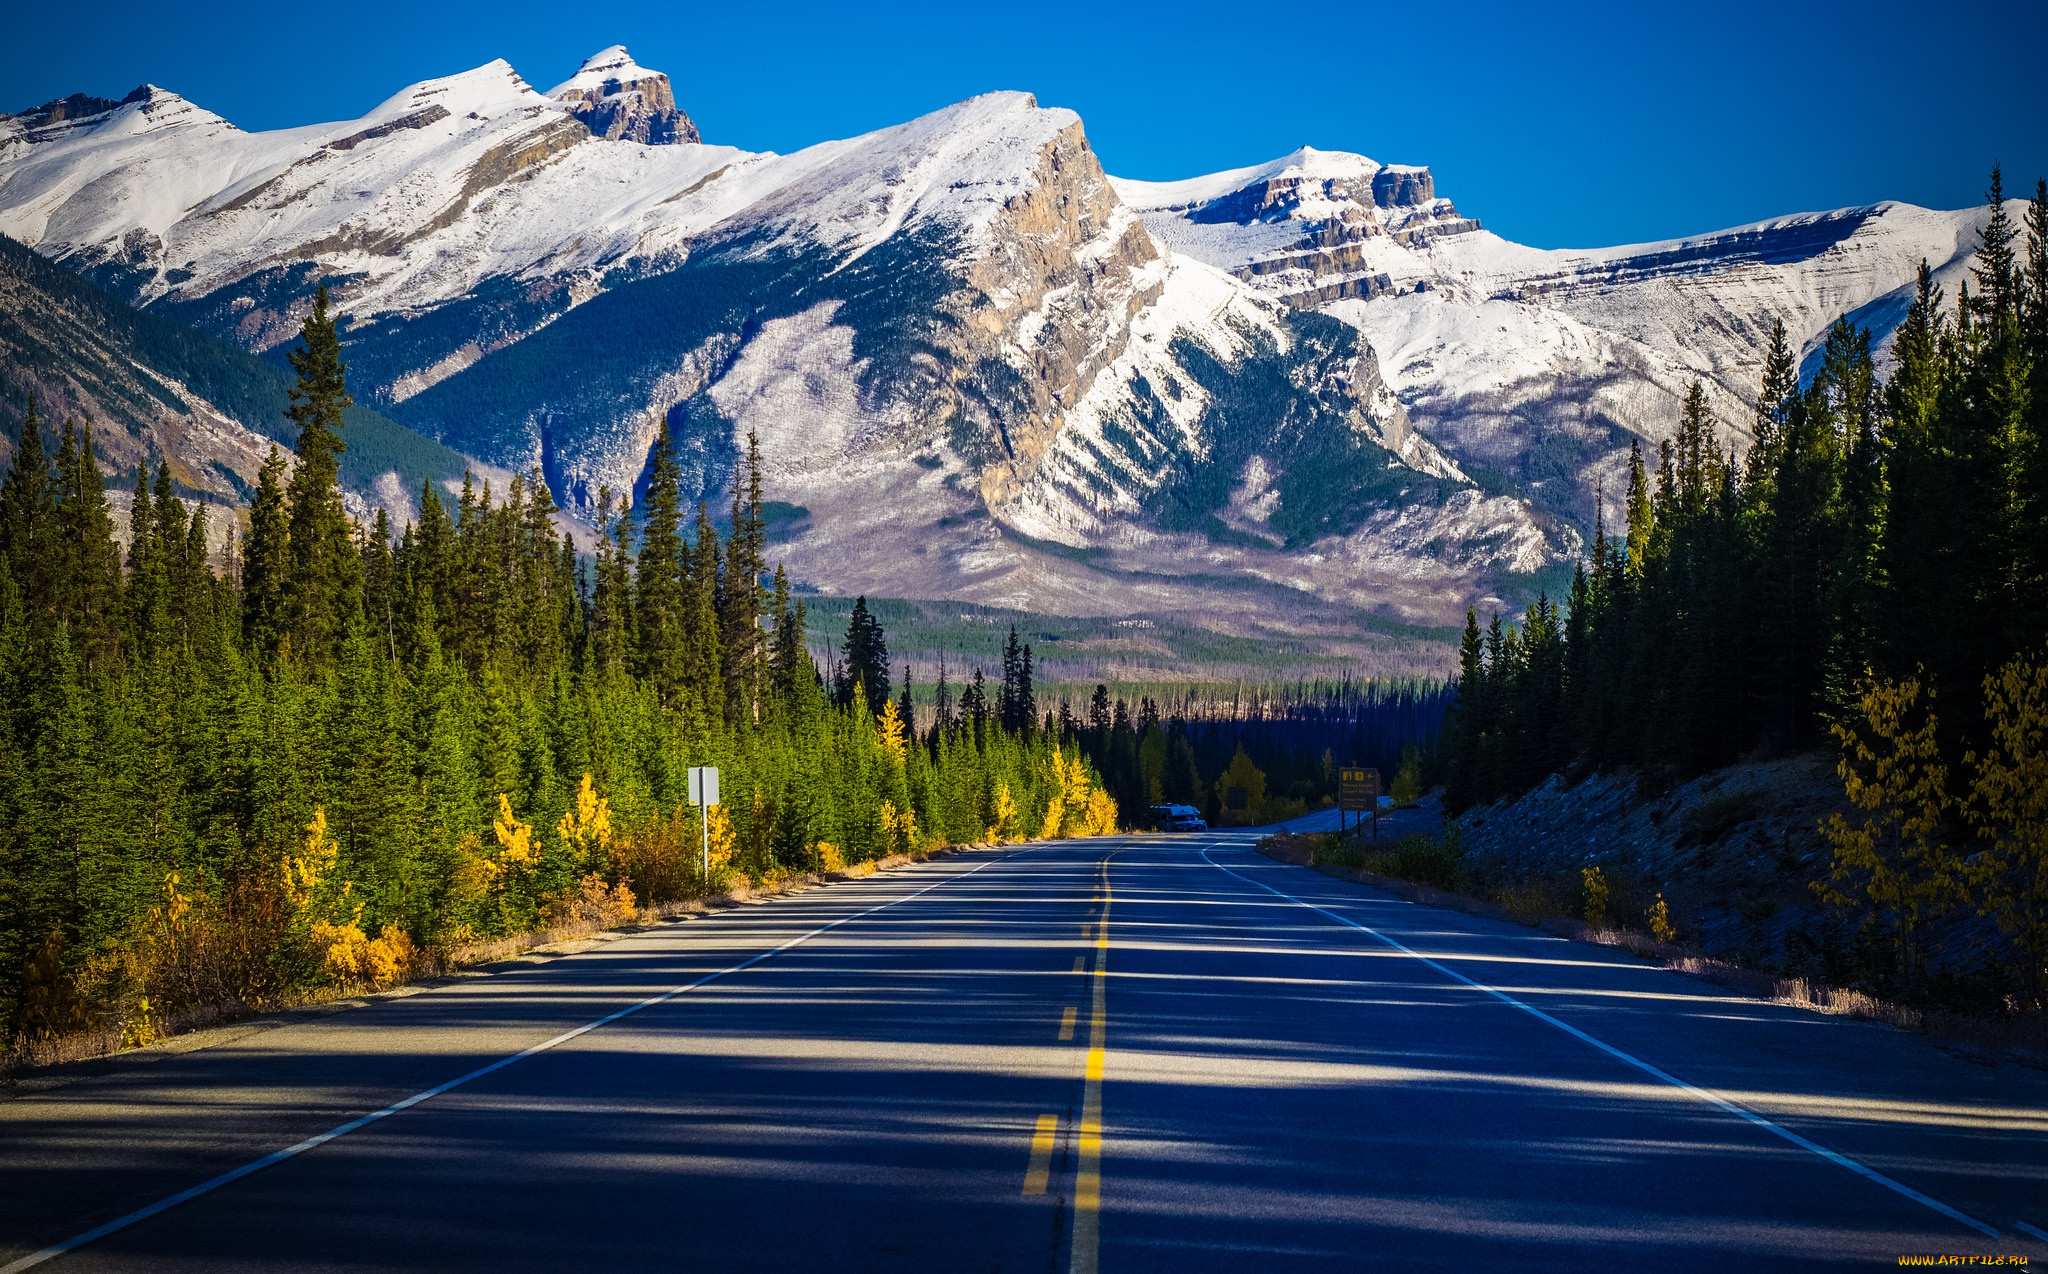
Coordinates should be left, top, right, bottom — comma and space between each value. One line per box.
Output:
1114, 149, 1483, 309
548, 46, 700, 145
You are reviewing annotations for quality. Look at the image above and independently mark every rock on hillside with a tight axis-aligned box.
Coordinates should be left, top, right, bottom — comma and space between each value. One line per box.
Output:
1455, 756, 1854, 967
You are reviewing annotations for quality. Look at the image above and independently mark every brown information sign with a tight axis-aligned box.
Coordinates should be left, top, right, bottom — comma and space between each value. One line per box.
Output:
1338, 767, 1380, 813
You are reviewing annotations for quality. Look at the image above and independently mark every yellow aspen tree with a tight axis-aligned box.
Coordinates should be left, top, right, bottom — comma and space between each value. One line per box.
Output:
990, 782, 1019, 843
1582, 866, 1609, 929
491, 794, 537, 878
1963, 652, 2048, 1004
556, 774, 613, 871
705, 805, 737, 870
1819, 672, 1966, 983
877, 799, 918, 856
1647, 894, 1675, 943
1038, 793, 1066, 841
284, 807, 339, 910
877, 698, 908, 766
1083, 788, 1120, 836
1058, 748, 1095, 836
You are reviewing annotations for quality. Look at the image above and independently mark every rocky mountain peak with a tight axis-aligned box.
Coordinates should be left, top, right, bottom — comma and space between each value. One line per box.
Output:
1370, 164, 1433, 208
547, 45, 700, 145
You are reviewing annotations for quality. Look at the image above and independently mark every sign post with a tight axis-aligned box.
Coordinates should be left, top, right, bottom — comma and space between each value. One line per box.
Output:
688, 766, 720, 882
1338, 767, 1381, 839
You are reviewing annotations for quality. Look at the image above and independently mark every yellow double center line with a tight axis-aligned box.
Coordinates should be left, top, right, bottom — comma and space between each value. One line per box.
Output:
1072, 855, 1112, 1274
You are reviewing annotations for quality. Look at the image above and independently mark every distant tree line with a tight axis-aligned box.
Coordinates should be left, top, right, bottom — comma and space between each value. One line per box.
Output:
0, 287, 1118, 1048
1059, 678, 1447, 826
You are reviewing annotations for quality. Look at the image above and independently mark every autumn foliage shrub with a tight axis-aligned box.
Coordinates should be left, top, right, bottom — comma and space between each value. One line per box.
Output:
1822, 653, 2048, 1001
542, 875, 640, 929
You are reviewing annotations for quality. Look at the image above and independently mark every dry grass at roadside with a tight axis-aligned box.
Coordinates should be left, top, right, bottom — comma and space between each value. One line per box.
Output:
2, 846, 976, 1086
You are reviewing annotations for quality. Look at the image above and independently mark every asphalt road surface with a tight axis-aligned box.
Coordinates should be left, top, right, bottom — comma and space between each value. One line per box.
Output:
4, 833, 2045, 1271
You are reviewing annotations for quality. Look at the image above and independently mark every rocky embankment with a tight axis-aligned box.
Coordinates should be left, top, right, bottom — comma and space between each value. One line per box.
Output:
1456, 755, 1855, 963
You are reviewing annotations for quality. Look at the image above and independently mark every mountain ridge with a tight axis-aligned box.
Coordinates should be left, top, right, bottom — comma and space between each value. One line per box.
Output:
0, 50, 1995, 641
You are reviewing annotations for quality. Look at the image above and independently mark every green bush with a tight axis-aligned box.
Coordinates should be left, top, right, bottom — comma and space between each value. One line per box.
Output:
1316, 825, 1465, 890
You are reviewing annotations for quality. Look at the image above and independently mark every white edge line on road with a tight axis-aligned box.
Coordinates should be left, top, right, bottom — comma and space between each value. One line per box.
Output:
1, 852, 1016, 1274
1199, 845, 2002, 1241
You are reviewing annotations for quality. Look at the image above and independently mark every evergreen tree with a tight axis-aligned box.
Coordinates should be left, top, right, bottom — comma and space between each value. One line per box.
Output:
242, 448, 289, 663
124, 463, 166, 657
687, 502, 724, 716
932, 652, 953, 736
1623, 441, 1653, 576
997, 625, 1036, 732
51, 418, 121, 670
363, 508, 398, 662
0, 395, 53, 624
960, 668, 990, 736
635, 427, 686, 705
896, 663, 915, 742
766, 566, 808, 707
1971, 165, 2018, 321
838, 596, 889, 714
280, 286, 361, 668
721, 431, 767, 726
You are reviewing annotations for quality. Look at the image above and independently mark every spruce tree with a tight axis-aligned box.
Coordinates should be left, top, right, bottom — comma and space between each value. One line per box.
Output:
363, 508, 398, 662
0, 395, 53, 624
960, 667, 989, 736
688, 502, 725, 717
242, 447, 289, 663
839, 596, 889, 714
998, 625, 1025, 731
1971, 165, 2018, 321
896, 664, 915, 742
52, 418, 121, 671
411, 477, 455, 654
1445, 606, 1485, 811
125, 463, 166, 657
152, 461, 190, 650
636, 428, 686, 705
1623, 441, 1654, 577
721, 431, 767, 725
932, 653, 953, 736
281, 286, 361, 667
1750, 318, 1798, 490
1016, 642, 1036, 734
1823, 319, 1886, 711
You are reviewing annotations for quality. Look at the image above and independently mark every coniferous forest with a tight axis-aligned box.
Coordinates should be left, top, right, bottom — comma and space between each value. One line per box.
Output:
1441, 172, 2048, 1001
0, 287, 1125, 1048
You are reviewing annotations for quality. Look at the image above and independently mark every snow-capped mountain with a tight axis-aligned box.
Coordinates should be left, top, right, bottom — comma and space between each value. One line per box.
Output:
0, 52, 1993, 634
1117, 147, 1994, 526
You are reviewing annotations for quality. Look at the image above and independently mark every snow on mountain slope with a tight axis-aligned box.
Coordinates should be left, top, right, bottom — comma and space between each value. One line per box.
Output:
29, 53, 1973, 636
1124, 149, 1993, 525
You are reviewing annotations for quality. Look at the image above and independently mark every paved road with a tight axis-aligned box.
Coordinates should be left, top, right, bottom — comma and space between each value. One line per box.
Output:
4, 834, 2044, 1271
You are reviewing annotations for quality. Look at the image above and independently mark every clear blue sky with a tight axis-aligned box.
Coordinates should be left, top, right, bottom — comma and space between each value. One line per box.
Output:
5, 0, 2043, 249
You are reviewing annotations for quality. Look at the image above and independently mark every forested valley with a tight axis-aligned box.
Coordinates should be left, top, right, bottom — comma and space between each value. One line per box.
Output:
1440, 171, 2048, 1006
0, 287, 1134, 1053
